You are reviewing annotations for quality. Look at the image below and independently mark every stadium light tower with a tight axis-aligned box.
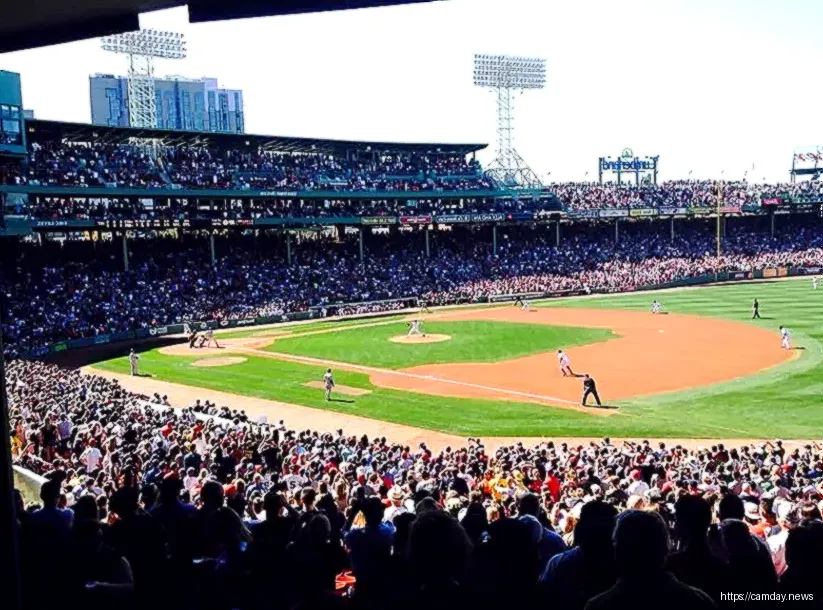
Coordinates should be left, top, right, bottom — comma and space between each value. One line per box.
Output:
473, 54, 546, 188
101, 30, 187, 129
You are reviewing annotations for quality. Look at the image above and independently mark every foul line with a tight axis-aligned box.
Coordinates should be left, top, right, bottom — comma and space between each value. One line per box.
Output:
232, 346, 605, 413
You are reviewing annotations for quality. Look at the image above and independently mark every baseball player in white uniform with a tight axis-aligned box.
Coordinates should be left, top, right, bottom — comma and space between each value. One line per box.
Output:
651, 300, 661, 314
323, 368, 335, 401
129, 349, 140, 376
557, 350, 574, 377
205, 328, 219, 348
407, 319, 425, 337
813, 277, 819, 290
520, 299, 531, 311
779, 326, 791, 350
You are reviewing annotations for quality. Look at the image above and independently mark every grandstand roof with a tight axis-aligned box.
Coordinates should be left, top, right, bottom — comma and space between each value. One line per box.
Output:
25, 119, 487, 155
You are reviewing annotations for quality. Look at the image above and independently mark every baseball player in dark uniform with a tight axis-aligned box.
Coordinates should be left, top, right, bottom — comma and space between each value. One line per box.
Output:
581, 374, 602, 407
752, 299, 761, 319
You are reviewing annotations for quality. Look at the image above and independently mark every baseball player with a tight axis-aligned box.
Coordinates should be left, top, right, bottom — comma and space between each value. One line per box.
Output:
323, 368, 335, 401
205, 328, 220, 348
407, 319, 425, 337
557, 350, 574, 377
651, 300, 661, 314
581, 374, 602, 407
183, 322, 193, 335
129, 349, 140, 376
779, 326, 791, 350
520, 299, 531, 311
752, 299, 761, 319
188, 330, 199, 349
813, 276, 819, 290
513, 295, 525, 308
418, 298, 431, 314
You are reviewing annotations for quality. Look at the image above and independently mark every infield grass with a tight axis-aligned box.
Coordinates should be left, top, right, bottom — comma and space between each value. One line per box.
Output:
95, 278, 823, 438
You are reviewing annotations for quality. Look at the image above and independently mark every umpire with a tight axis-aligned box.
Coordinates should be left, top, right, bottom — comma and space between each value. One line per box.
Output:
581, 374, 602, 407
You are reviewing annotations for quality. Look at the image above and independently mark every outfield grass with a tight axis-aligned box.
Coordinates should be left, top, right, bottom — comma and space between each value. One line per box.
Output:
265, 320, 614, 369
95, 278, 823, 438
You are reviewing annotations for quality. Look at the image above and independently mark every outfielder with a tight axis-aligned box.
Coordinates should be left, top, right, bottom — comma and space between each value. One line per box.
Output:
323, 368, 335, 401
813, 277, 820, 290
557, 350, 574, 377
129, 349, 140, 376
407, 319, 426, 337
779, 326, 791, 350
651, 300, 661, 314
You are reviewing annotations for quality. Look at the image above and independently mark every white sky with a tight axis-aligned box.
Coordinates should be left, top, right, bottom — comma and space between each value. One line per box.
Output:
1, 0, 821, 183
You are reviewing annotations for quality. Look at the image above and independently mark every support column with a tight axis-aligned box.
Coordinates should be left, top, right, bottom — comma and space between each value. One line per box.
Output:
722, 216, 727, 238
670, 217, 675, 241
492, 224, 498, 255
771, 213, 776, 237
614, 219, 619, 244
210, 232, 216, 266
359, 228, 364, 263
122, 233, 129, 272
425, 227, 430, 257
286, 232, 292, 266
555, 221, 561, 247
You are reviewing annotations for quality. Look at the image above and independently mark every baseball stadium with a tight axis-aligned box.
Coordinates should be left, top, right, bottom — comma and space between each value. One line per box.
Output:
2, 1, 823, 609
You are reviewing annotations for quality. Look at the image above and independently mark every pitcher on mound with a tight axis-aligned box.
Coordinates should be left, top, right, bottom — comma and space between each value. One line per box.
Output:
407, 319, 426, 337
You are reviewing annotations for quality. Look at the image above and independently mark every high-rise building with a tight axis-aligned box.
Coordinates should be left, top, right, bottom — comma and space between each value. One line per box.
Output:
0, 70, 26, 155
90, 74, 245, 133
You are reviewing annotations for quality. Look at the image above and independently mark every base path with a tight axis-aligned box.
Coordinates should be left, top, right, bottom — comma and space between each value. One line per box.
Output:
369, 307, 793, 405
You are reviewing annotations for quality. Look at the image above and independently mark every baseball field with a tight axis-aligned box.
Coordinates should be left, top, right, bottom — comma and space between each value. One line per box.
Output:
93, 278, 823, 441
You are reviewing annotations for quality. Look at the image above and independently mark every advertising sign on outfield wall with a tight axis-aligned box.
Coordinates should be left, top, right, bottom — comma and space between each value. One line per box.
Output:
399, 215, 433, 225
435, 214, 472, 224
719, 205, 742, 214
598, 209, 629, 218
629, 208, 658, 217
360, 216, 398, 226
471, 213, 506, 223
571, 210, 599, 219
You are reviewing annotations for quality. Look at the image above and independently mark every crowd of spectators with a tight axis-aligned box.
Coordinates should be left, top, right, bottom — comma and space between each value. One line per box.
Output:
2, 141, 495, 194
10, 358, 823, 609
3, 219, 822, 356
551, 180, 823, 211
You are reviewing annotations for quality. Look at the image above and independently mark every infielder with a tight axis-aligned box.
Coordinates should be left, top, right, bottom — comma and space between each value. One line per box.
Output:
418, 298, 431, 314
557, 350, 574, 377
129, 349, 140, 376
407, 319, 426, 337
651, 300, 661, 314
323, 368, 335, 401
779, 326, 791, 350
520, 299, 531, 312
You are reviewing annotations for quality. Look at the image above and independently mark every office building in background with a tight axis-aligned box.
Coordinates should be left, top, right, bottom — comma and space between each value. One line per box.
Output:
89, 74, 245, 133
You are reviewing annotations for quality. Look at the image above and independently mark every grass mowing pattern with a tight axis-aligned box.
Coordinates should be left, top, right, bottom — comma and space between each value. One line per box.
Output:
95, 278, 823, 438
539, 278, 823, 439
264, 321, 614, 369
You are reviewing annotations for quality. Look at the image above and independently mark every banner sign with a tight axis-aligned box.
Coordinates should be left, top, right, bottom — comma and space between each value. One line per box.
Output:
792, 195, 823, 205
506, 211, 534, 222
598, 209, 629, 218
657, 207, 689, 216
471, 213, 506, 223
213, 218, 253, 227
571, 209, 600, 219
761, 197, 788, 206
435, 214, 472, 224
629, 208, 658, 217
690, 208, 713, 216
93, 334, 111, 345
399, 215, 432, 225
719, 205, 742, 214
599, 157, 658, 172
96, 219, 193, 229
35, 219, 94, 228
729, 271, 754, 280
360, 216, 397, 226
259, 191, 298, 197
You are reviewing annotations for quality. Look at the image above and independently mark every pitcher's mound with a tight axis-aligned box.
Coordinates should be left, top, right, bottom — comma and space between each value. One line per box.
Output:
389, 333, 452, 345
192, 357, 247, 368
303, 381, 371, 396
